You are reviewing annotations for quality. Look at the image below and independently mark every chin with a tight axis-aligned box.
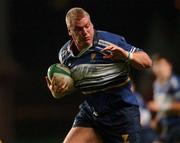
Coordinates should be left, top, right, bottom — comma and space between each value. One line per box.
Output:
79, 40, 92, 48
85, 40, 93, 46
85, 44, 92, 48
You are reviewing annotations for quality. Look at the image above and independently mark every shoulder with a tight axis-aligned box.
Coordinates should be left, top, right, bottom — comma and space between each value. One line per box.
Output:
95, 30, 140, 52
96, 30, 125, 42
171, 74, 180, 88
59, 40, 71, 53
58, 40, 71, 64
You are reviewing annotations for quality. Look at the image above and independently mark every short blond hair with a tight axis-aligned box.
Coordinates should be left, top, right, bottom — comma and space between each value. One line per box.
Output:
65, 7, 90, 28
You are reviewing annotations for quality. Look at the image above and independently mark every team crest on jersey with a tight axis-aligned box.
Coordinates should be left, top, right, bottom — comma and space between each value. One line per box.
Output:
91, 52, 96, 61
121, 134, 129, 143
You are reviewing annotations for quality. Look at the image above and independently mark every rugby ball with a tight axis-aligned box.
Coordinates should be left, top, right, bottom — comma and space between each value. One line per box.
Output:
47, 63, 74, 98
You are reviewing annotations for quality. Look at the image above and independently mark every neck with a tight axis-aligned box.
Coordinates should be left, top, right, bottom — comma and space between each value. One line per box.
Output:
70, 41, 92, 56
75, 43, 93, 52
157, 76, 170, 85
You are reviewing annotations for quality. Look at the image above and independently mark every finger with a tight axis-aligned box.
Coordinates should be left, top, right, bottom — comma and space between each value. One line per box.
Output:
51, 76, 57, 86
51, 77, 64, 92
54, 83, 66, 93
51, 76, 59, 91
103, 54, 113, 59
45, 76, 51, 87
102, 45, 113, 51
59, 77, 67, 89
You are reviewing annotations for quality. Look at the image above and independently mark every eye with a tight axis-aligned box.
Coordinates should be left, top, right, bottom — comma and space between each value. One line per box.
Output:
72, 27, 82, 33
75, 27, 81, 31
85, 23, 91, 28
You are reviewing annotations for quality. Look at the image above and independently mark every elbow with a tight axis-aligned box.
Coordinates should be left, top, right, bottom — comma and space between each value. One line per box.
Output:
139, 52, 153, 69
132, 56, 152, 70
134, 64, 150, 70
141, 59, 152, 69
144, 58, 153, 68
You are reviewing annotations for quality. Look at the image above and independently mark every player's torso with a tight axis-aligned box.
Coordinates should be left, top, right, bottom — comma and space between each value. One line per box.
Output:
61, 34, 130, 94
154, 75, 180, 122
153, 75, 180, 102
59, 30, 139, 106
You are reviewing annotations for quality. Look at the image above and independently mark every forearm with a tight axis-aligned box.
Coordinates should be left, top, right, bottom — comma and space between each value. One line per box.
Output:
102, 44, 152, 69
128, 51, 152, 70
170, 102, 180, 111
147, 101, 159, 112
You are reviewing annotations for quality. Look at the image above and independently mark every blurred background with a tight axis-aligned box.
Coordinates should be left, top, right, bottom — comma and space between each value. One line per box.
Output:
0, 0, 180, 142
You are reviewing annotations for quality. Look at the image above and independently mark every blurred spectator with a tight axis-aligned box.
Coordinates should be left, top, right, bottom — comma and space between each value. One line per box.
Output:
148, 54, 180, 143
131, 83, 157, 143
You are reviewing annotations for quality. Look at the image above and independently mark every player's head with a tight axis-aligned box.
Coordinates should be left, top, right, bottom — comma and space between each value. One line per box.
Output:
65, 7, 94, 50
152, 54, 172, 80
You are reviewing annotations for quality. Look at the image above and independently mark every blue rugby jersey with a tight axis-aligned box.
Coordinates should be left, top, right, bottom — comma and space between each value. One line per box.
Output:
152, 74, 180, 143
153, 74, 180, 99
59, 30, 142, 106
153, 74, 180, 113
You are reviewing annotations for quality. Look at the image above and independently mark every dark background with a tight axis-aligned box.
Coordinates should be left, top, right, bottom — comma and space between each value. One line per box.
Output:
0, 0, 180, 142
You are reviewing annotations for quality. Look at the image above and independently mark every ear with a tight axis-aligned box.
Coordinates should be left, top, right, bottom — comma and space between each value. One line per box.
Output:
68, 29, 72, 36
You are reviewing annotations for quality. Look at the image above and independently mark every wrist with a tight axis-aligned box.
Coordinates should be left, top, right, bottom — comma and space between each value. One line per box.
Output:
127, 51, 133, 60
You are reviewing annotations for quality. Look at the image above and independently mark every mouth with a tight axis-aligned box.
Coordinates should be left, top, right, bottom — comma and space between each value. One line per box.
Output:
84, 36, 90, 40
79, 36, 92, 44
85, 37, 92, 42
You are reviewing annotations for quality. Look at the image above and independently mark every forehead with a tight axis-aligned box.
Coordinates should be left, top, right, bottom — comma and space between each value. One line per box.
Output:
153, 59, 170, 67
71, 16, 91, 27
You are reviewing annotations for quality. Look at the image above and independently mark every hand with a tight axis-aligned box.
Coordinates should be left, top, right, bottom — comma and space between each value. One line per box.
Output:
101, 44, 128, 61
45, 76, 68, 98
147, 101, 160, 112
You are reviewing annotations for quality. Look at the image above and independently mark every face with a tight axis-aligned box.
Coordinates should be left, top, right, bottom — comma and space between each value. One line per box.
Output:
152, 58, 172, 80
68, 15, 94, 50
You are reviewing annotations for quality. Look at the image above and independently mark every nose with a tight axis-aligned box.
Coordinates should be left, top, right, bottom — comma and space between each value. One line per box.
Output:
82, 27, 88, 35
